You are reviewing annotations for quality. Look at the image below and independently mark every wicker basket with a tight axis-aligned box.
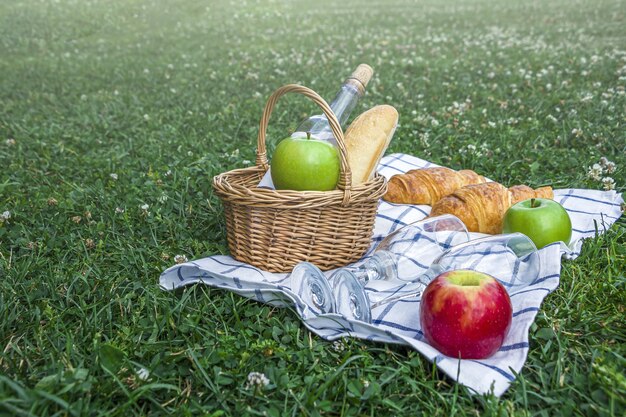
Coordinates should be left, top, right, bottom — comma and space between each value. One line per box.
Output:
212, 84, 387, 273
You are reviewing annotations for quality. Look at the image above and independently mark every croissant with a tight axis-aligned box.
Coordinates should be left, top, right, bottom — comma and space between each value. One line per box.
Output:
384, 167, 487, 205
429, 182, 554, 234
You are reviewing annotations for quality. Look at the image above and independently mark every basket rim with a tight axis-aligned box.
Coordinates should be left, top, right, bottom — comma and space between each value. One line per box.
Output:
212, 166, 387, 209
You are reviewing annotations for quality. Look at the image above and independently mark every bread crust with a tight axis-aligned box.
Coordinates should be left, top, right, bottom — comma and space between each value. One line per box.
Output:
344, 105, 398, 186
384, 167, 487, 205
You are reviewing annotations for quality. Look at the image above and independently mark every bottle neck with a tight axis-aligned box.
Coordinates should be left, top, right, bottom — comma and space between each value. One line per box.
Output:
293, 81, 363, 142
328, 81, 362, 126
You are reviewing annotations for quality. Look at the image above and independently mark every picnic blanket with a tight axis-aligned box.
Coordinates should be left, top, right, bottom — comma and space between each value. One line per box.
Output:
159, 153, 624, 397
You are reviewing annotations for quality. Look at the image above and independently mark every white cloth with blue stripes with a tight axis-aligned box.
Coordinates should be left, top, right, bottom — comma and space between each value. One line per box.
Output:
159, 153, 624, 397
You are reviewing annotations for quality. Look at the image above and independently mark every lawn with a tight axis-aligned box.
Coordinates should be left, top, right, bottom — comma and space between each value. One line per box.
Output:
0, 0, 625, 415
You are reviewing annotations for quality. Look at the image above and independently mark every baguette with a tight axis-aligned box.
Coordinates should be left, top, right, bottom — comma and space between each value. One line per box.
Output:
429, 182, 554, 234
384, 167, 487, 205
344, 105, 398, 186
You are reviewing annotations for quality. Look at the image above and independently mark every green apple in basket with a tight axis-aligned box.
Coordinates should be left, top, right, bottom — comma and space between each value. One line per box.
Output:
502, 198, 572, 249
270, 133, 340, 191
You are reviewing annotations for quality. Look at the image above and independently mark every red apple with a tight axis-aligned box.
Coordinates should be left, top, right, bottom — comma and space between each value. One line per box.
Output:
420, 269, 512, 359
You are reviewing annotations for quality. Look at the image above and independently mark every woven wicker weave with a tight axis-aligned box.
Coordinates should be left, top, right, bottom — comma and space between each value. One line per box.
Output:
212, 84, 387, 273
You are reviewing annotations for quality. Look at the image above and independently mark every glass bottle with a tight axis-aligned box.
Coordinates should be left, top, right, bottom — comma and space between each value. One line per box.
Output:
291, 63, 373, 145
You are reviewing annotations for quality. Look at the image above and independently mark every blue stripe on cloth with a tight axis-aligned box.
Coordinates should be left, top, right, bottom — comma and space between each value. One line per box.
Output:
377, 162, 406, 174
371, 301, 398, 323
565, 207, 621, 220
387, 298, 421, 304
498, 342, 529, 352
176, 266, 185, 282
254, 289, 265, 302
376, 212, 411, 227
205, 257, 268, 280
442, 248, 528, 259
392, 207, 424, 233
467, 360, 515, 381
316, 327, 346, 337
392, 254, 431, 272
388, 233, 447, 249
233, 277, 243, 289
384, 329, 404, 342
510, 287, 552, 297
532, 274, 560, 285
371, 319, 423, 336
513, 307, 540, 317
573, 227, 600, 234
434, 354, 447, 364
558, 188, 575, 207
393, 153, 432, 168
434, 354, 515, 381
179, 274, 237, 290
377, 154, 413, 173
562, 193, 622, 207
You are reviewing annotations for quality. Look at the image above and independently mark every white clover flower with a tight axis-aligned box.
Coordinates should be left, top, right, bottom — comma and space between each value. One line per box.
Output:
547, 115, 558, 123
599, 157, 616, 174
0, 211, 10, 222
332, 339, 346, 352
6, 138, 16, 146
419, 131, 430, 147
605, 161, 616, 174
115, 207, 125, 214
587, 164, 603, 181
143, 114, 150, 121
136, 367, 150, 381
580, 93, 594, 103
110, 173, 118, 180
174, 254, 188, 264
571, 128, 583, 137
245, 372, 270, 389
602, 177, 615, 191
140, 204, 149, 211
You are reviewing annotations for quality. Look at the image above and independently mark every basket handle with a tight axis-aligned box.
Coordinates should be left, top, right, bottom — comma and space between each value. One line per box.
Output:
256, 84, 352, 204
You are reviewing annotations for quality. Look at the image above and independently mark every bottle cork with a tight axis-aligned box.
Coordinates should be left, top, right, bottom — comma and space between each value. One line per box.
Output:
346, 64, 374, 94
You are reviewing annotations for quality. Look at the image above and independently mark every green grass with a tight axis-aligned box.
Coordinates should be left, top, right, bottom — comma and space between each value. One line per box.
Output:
1, 0, 625, 415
